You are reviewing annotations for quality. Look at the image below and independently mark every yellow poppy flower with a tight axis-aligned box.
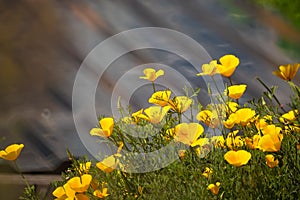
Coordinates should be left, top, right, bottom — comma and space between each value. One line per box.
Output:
96, 154, 122, 173
217, 54, 239, 77
273, 63, 300, 81
202, 167, 213, 178
197, 110, 220, 128
265, 154, 279, 168
131, 109, 144, 123
79, 161, 91, 174
226, 130, 244, 149
261, 125, 282, 136
223, 113, 237, 129
52, 186, 69, 200
211, 136, 226, 149
90, 117, 114, 138
255, 115, 272, 130
234, 108, 256, 126
224, 150, 251, 167
197, 60, 219, 76
139, 68, 164, 82
0, 144, 24, 161
169, 96, 193, 113
174, 123, 204, 146
224, 84, 247, 99
207, 182, 221, 195
280, 110, 298, 123
137, 106, 171, 124
258, 131, 283, 152
93, 187, 109, 198
226, 101, 239, 113
148, 90, 171, 107
245, 134, 261, 149
67, 174, 92, 193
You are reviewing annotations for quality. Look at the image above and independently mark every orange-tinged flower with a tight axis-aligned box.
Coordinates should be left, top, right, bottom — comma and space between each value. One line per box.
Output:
93, 187, 109, 198
273, 63, 300, 81
197, 60, 219, 76
217, 54, 239, 77
67, 174, 92, 193
202, 167, 213, 178
169, 96, 193, 113
0, 144, 24, 161
265, 154, 279, 168
197, 110, 220, 128
207, 182, 220, 195
90, 117, 114, 138
137, 106, 171, 124
148, 90, 171, 107
224, 150, 251, 167
174, 123, 204, 146
139, 68, 164, 82
261, 125, 282, 136
225, 84, 247, 99
258, 131, 283, 152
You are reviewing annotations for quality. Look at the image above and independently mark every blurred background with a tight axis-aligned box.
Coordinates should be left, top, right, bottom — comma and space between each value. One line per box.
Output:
0, 0, 300, 198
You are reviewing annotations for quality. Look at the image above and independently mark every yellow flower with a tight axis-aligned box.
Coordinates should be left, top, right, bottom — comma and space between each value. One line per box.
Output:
148, 90, 171, 107
131, 109, 144, 123
226, 130, 244, 149
280, 110, 298, 123
226, 101, 239, 113
225, 84, 247, 99
217, 54, 239, 77
90, 117, 114, 138
224, 150, 251, 167
255, 115, 272, 130
67, 174, 92, 193
211, 136, 226, 148
273, 63, 300, 81
261, 124, 282, 136
197, 110, 220, 128
197, 60, 219, 76
174, 123, 204, 147
245, 134, 261, 149
137, 106, 171, 124
52, 184, 75, 200
207, 182, 220, 195
169, 96, 193, 113
93, 187, 109, 198
0, 144, 24, 161
202, 167, 213, 178
234, 108, 256, 126
258, 130, 283, 152
265, 154, 279, 168
139, 68, 164, 82
96, 154, 122, 173
79, 162, 92, 174
223, 113, 237, 129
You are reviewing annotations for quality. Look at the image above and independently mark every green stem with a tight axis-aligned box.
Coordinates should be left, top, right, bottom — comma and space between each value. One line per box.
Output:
152, 82, 156, 93
13, 161, 30, 188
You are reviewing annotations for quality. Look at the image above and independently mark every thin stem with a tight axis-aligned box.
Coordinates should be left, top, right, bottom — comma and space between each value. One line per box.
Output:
152, 82, 156, 93
256, 77, 287, 112
13, 161, 30, 188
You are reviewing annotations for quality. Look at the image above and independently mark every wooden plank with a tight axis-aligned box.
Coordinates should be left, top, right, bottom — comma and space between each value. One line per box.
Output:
0, 174, 61, 185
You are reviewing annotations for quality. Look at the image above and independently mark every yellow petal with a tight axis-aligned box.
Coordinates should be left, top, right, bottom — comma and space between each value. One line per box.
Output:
67, 174, 92, 193
265, 154, 279, 168
148, 90, 171, 106
224, 150, 251, 167
0, 144, 24, 161
225, 84, 247, 99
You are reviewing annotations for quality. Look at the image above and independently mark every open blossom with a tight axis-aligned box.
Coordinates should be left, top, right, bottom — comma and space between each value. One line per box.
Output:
217, 54, 239, 77
148, 90, 171, 107
224, 150, 251, 167
197, 60, 219, 76
273, 63, 300, 81
225, 84, 247, 99
202, 167, 213, 178
226, 130, 244, 149
197, 110, 220, 128
173, 123, 204, 147
258, 125, 283, 152
207, 182, 221, 195
90, 117, 114, 138
169, 96, 193, 113
280, 110, 298, 123
0, 144, 24, 161
137, 106, 171, 124
139, 68, 164, 82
